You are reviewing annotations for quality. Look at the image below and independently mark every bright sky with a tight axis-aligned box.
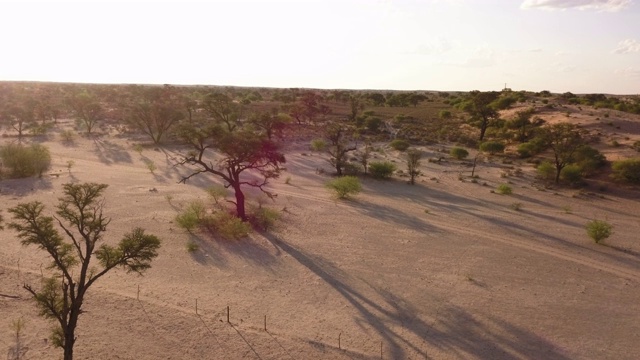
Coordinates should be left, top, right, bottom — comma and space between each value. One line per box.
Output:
0, 0, 639, 94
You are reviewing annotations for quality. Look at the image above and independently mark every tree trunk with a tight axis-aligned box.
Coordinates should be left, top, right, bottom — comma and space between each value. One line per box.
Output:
555, 167, 561, 184
479, 120, 488, 141
63, 324, 76, 360
233, 185, 247, 220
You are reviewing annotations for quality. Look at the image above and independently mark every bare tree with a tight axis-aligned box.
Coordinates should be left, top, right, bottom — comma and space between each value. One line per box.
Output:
7, 183, 161, 360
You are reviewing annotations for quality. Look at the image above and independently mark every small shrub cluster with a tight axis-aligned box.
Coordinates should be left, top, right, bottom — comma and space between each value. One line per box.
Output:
389, 139, 410, 151
479, 141, 505, 155
250, 207, 281, 231
0, 143, 51, 178
496, 184, 513, 195
611, 158, 640, 183
586, 220, 613, 243
326, 176, 362, 199
450, 147, 469, 160
310, 139, 326, 151
368, 161, 396, 179
203, 211, 251, 240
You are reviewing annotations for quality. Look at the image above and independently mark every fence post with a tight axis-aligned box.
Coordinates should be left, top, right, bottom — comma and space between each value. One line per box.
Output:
264, 315, 267, 331
338, 332, 342, 350
227, 306, 230, 323
196, 299, 198, 315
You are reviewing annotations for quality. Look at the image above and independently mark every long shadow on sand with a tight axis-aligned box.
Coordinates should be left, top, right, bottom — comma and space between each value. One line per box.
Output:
267, 235, 571, 359
93, 139, 132, 164
0, 176, 53, 196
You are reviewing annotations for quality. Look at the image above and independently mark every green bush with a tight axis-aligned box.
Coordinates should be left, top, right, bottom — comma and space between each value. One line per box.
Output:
496, 184, 513, 195
326, 176, 362, 199
368, 161, 396, 179
586, 220, 613, 243
479, 141, 505, 155
175, 201, 206, 232
206, 211, 250, 240
389, 139, 410, 151
310, 139, 326, 151
517, 137, 547, 158
450, 147, 469, 160
560, 164, 583, 185
438, 110, 452, 119
206, 185, 229, 207
611, 158, 640, 183
0, 143, 51, 178
250, 207, 280, 231
60, 130, 76, 143
536, 161, 555, 181
573, 145, 606, 175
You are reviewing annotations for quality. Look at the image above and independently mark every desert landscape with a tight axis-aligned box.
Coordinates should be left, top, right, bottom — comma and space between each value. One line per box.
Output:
0, 84, 639, 360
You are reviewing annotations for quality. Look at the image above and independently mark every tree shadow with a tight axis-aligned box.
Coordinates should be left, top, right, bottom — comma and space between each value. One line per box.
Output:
188, 231, 279, 270
0, 176, 53, 196
348, 197, 439, 233
266, 235, 571, 359
92, 139, 132, 164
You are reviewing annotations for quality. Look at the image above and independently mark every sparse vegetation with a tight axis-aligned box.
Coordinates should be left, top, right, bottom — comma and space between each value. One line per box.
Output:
310, 138, 327, 151
250, 206, 281, 231
60, 129, 76, 143
611, 158, 640, 183
479, 141, 505, 155
586, 219, 613, 244
496, 184, 513, 195
175, 201, 206, 232
326, 176, 362, 199
406, 149, 422, 185
369, 161, 396, 179
186, 240, 199, 253
0, 143, 51, 178
389, 139, 410, 151
450, 147, 469, 160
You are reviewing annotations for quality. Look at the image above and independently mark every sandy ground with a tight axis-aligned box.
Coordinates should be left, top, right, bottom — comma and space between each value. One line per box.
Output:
1, 116, 640, 359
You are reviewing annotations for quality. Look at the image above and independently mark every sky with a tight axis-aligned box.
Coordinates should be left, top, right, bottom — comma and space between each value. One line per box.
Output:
0, 0, 639, 94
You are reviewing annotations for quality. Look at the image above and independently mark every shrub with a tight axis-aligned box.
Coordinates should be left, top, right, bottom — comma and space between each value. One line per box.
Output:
611, 158, 640, 183
0, 143, 51, 178
310, 139, 326, 151
342, 162, 363, 175
536, 161, 555, 182
145, 160, 157, 173
632, 141, 640, 152
438, 110, 452, 119
326, 176, 362, 199
510, 202, 523, 211
517, 137, 547, 158
175, 201, 206, 232
389, 139, 410, 151
250, 207, 280, 231
206, 185, 228, 207
368, 161, 396, 179
60, 130, 75, 143
205, 211, 251, 240
450, 147, 469, 160
573, 145, 606, 175
496, 184, 513, 195
586, 220, 613, 243
479, 141, 505, 155
186, 241, 199, 253
560, 164, 583, 185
